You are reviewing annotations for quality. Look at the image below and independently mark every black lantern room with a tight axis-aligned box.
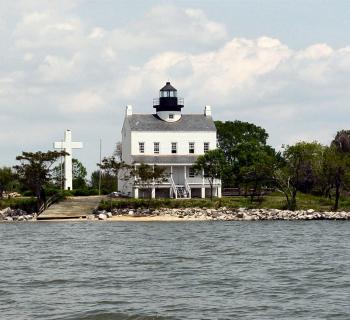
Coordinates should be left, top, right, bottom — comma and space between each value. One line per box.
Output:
153, 82, 184, 112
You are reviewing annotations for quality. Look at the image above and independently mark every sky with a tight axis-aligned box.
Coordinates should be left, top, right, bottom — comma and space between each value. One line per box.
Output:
1, 0, 350, 175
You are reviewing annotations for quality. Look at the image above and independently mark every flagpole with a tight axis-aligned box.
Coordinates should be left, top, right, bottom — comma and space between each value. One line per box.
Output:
60, 140, 63, 191
98, 138, 102, 195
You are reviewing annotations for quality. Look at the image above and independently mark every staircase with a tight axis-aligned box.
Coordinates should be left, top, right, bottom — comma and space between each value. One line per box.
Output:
176, 186, 188, 198
38, 196, 104, 220
170, 176, 191, 199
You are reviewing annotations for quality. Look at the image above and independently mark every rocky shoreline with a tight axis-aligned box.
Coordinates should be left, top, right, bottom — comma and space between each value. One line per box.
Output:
2, 206, 350, 222
0, 208, 37, 222
91, 207, 350, 221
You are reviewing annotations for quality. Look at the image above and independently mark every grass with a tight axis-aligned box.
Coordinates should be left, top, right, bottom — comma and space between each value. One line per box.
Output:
0, 197, 37, 212
99, 192, 350, 212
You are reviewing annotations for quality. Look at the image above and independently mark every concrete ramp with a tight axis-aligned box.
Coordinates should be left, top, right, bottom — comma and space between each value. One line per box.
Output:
38, 196, 104, 220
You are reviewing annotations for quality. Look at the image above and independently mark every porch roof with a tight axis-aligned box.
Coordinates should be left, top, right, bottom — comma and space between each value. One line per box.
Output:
132, 155, 198, 164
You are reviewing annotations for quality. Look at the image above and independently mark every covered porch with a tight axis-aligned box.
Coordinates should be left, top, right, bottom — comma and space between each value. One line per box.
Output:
132, 158, 221, 199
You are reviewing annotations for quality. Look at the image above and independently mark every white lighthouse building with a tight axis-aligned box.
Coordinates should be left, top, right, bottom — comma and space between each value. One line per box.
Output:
118, 82, 221, 199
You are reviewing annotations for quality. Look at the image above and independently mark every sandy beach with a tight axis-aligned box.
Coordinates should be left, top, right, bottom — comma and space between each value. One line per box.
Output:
36, 215, 207, 222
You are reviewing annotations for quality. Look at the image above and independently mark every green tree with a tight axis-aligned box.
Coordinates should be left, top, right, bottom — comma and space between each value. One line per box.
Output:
97, 156, 131, 193
90, 170, 118, 194
14, 151, 66, 210
215, 120, 274, 187
240, 146, 279, 202
274, 142, 324, 210
52, 158, 87, 189
0, 167, 18, 198
321, 131, 350, 211
131, 163, 167, 200
193, 149, 225, 200
72, 159, 87, 189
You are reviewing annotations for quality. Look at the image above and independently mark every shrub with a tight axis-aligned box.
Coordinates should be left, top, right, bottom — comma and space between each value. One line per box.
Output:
0, 197, 37, 212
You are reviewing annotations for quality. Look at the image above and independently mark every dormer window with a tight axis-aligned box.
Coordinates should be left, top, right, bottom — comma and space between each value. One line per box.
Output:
169, 114, 174, 119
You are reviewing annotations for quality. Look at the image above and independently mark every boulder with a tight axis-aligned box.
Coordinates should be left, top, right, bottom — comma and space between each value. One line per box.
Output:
98, 213, 108, 220
106, 212, 113, 218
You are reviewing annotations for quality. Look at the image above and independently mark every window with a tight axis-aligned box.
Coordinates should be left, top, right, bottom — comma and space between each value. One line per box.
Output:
169, 114, 174, 119
189, 142, 195, 154
154, 142, 159, 154
171, 142, 177, 154
189, 167, 195, 178
139, 142, 144, 153
204, 142, 209, 153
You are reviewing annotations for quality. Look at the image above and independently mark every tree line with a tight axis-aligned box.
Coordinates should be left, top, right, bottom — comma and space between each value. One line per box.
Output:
1, 121, 350, 211
203, 121, 350, 211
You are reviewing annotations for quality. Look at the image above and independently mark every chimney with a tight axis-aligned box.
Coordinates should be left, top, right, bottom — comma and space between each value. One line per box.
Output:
126, 105, 133, 116
204, 105, 212, 117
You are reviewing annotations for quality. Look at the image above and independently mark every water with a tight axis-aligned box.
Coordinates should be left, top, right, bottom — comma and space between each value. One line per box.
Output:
0, 221, 349, 320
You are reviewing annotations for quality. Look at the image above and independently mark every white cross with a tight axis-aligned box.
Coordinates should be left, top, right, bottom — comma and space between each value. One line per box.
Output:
54, 130, 83, 190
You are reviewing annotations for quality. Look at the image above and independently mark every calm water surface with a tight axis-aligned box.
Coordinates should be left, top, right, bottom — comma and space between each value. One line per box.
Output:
0, 221, 349, 320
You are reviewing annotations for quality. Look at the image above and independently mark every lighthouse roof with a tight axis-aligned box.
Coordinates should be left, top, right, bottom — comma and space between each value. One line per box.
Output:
160, 82, 177, 92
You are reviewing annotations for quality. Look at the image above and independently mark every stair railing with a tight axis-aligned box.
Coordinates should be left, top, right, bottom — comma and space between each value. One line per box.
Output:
184, 179, 191, 198
38, 193, 62, 215
170, 176, 178, 199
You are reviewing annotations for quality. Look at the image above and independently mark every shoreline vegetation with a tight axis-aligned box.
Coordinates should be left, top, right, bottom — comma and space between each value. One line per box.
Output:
2, 193, 350, 222
2, 124, 350, 219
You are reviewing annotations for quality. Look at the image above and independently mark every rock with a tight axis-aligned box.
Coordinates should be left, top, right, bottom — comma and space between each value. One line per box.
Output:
128, 210, 134, 216
0, 207, 12, 217
98, 213, 108, 220
211, 212, 222, 219
106, 212, 112, 218
236, 212, 243, 219
307, 209, 315, 214
17, 216, 25, 221
243, 213, 253, 221
86, 214, 95, 220
5, 216, 13, 221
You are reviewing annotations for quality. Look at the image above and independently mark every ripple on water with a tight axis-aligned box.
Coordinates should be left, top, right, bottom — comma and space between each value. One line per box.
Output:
0, 221, 350, 320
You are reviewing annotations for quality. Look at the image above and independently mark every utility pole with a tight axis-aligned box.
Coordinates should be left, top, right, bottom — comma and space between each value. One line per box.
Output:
98, 138, 102, 196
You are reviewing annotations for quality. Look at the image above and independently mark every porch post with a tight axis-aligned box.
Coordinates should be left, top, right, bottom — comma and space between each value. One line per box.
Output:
152, 164, 155, 199
218, 186, 222, 198
134, 164, 138, 198
201, 168, 205, 198
170, 165, 174, 198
